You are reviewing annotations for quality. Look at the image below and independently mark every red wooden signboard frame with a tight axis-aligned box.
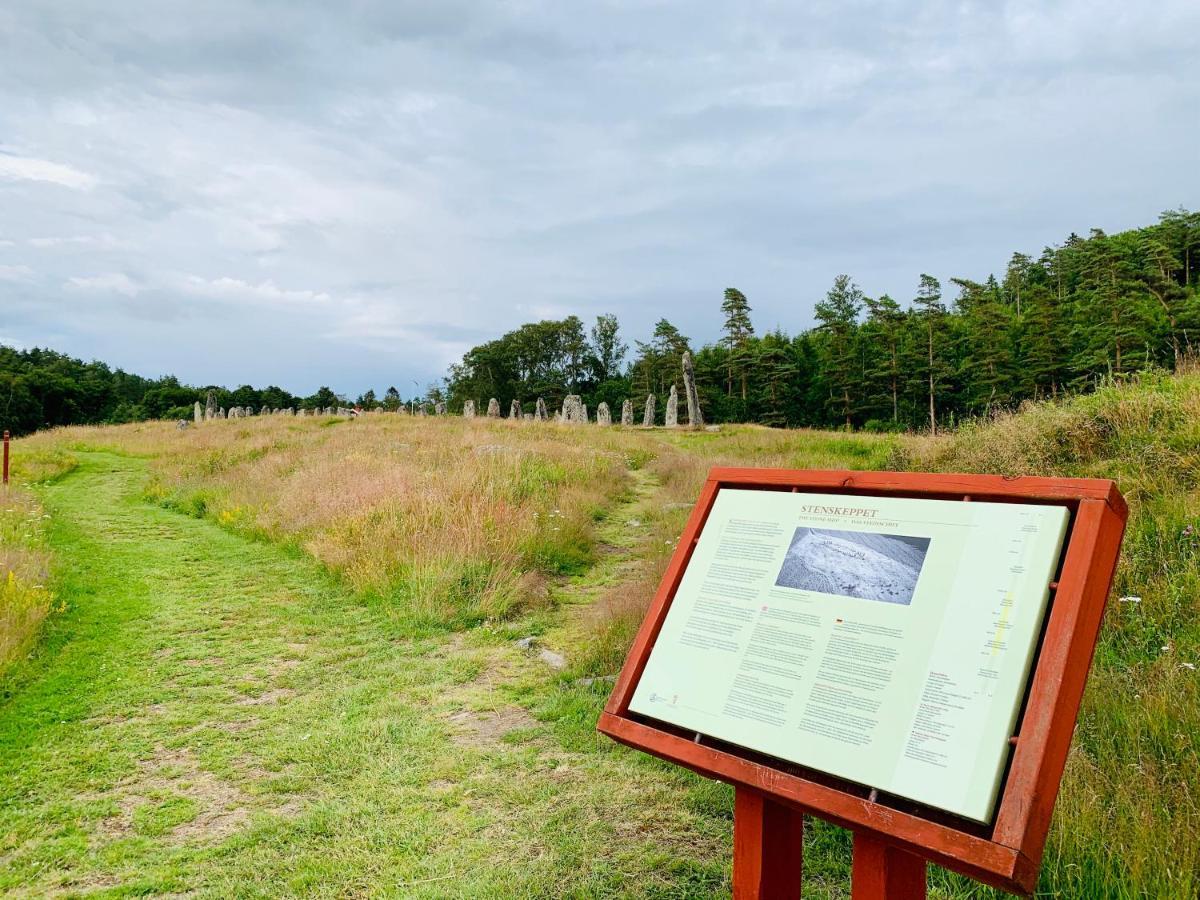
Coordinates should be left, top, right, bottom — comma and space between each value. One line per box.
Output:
598, 468, 1127, 897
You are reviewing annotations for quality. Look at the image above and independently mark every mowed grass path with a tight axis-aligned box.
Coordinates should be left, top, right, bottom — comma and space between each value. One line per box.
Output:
0, 452, 734, 898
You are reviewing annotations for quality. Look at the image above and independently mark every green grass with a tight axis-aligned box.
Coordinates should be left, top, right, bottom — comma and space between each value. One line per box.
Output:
4, 377, 1199, 897
0, 452, 736, 898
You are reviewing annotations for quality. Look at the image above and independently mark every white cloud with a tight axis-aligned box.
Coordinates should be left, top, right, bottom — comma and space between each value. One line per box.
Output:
177, 275, 334, 307
28, 234, 120, 249
66, 272, 141, 296
0, 264, 34, 282
0, 153, 97, 190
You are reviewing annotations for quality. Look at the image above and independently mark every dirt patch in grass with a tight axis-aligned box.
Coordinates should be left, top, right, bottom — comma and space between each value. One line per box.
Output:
98, 746, 251, 844
447, 706, 539, 748
235, 687, 295, 706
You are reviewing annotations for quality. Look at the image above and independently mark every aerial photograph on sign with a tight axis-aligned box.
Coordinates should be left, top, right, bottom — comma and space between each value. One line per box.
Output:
775, 527, 931, 605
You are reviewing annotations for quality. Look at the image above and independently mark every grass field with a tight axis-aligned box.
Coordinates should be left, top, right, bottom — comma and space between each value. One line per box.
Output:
1, 383, 1196, 898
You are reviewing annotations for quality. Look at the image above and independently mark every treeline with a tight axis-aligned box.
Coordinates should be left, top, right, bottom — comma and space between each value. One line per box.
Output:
446, 208, 1200, 431
0, 347, 419, 436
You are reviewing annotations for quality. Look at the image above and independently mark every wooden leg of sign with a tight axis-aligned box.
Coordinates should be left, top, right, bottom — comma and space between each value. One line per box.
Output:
733, 787, 805, 899
851, 832, 927, 899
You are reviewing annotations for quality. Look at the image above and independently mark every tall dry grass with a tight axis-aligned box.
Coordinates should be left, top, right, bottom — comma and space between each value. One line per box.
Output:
25, 415, 649, 628
0, 444, 71, 680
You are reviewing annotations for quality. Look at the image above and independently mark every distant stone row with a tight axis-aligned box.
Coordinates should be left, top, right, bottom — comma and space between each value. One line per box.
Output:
190, 352, 705, 429
193, 392, 357, 422
461, 352, 705, 428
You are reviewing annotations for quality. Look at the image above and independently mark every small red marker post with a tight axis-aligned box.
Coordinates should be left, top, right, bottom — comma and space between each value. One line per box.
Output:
2, 430, 9, 486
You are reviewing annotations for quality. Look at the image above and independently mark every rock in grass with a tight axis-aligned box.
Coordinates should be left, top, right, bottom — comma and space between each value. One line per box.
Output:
205, 390, 217, 421
535, 397, 548, 421
665, 385, 678, 427
510, 399, 521, 419
596, 402, 611, 426
643, 394, 656, 427
516, 636, 537, 650
538, 648, 567, 669
487, 398, 500, 417
621, 399, 633, 426
463, 400, 476, 418
193, 401, 202, 424
434, 401, 446, 415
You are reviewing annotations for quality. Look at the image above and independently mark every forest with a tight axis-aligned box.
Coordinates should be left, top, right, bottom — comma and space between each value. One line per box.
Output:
446, 208, 1200, 431
0, 347, 410, 437
3, 208, 1197, 436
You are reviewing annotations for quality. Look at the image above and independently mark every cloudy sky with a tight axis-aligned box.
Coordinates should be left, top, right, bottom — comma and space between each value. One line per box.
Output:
2, 1, 1197, 396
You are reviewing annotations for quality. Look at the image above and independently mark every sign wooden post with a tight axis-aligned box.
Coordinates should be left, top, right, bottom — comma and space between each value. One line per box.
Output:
599, 468, 1127, 897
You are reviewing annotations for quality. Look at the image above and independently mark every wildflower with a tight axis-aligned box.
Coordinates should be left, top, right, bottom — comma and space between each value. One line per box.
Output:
1182, 662, 1196, 671
1118, 596, 1141, 604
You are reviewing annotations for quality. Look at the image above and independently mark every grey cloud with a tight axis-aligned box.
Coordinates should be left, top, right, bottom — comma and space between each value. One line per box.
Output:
0, 1, 1197, 395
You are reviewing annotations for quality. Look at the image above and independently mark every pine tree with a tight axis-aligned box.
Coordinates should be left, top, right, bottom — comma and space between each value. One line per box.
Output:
862, 293, 903, 422
911, 274, 948, 434
720, 288, 755, 401
813, 275, 863, 428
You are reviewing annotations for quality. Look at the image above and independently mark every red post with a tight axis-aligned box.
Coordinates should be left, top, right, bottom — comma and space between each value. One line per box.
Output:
2, 430, 8, 486
851, 833, 927, 899
733, 787, 805, 899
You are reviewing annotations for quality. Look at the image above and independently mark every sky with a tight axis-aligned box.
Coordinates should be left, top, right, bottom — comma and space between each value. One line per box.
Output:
2, 1, 1198, 397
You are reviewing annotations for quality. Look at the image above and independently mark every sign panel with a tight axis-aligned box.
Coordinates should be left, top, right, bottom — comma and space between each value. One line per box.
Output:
629, 489, 1069, 823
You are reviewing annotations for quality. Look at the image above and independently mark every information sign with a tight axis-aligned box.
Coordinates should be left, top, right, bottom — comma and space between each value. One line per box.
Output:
599, 468, 1127, 897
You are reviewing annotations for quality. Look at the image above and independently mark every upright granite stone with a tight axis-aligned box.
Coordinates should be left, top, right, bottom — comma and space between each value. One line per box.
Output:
535, 397, 548, 421
463, 400, 476, 418
434, 401, 446, 415
682, 351, 704, 428
194, 401, 202, 424
621, 398, 633, 426
562, 394, 585, 424
596, 402, 611, 426
642, 394, 656, 427
205, 390, 217, 421
523, 413, 533, 421
219, 407, 227, 419
665, 385, 679, 428
487, 398, 500, 417
261, 404, 271, 417
510, 399, 522, 419
582, 403, 589, 423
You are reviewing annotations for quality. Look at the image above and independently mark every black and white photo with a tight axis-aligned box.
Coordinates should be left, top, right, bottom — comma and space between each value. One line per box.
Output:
775, 528, 930, 606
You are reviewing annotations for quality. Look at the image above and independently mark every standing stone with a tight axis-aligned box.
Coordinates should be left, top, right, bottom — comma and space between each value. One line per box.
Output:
510, 399, 522, 419
487, 398, 501, 418
642, 394, 656, 427
261, 405, 271, 417
435, 401, 446, 415
523, 413, 533, 421
596, 402, 611, 426
219, 407, 226, 419
463, 400, 476, 418
665, 385, 678, 427
535, 397, 548, 421
621, 399, 633, 426
581, 403, 589, 423
561, 394, 585, 424
193, 401, 202, 424
682, 351, 704, 428
205, 390, 217, 421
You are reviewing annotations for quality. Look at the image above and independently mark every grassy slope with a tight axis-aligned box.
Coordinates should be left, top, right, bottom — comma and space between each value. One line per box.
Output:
0, 452, 735, 898
3, 381, 1196, 897
910, 373, 1200, 898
